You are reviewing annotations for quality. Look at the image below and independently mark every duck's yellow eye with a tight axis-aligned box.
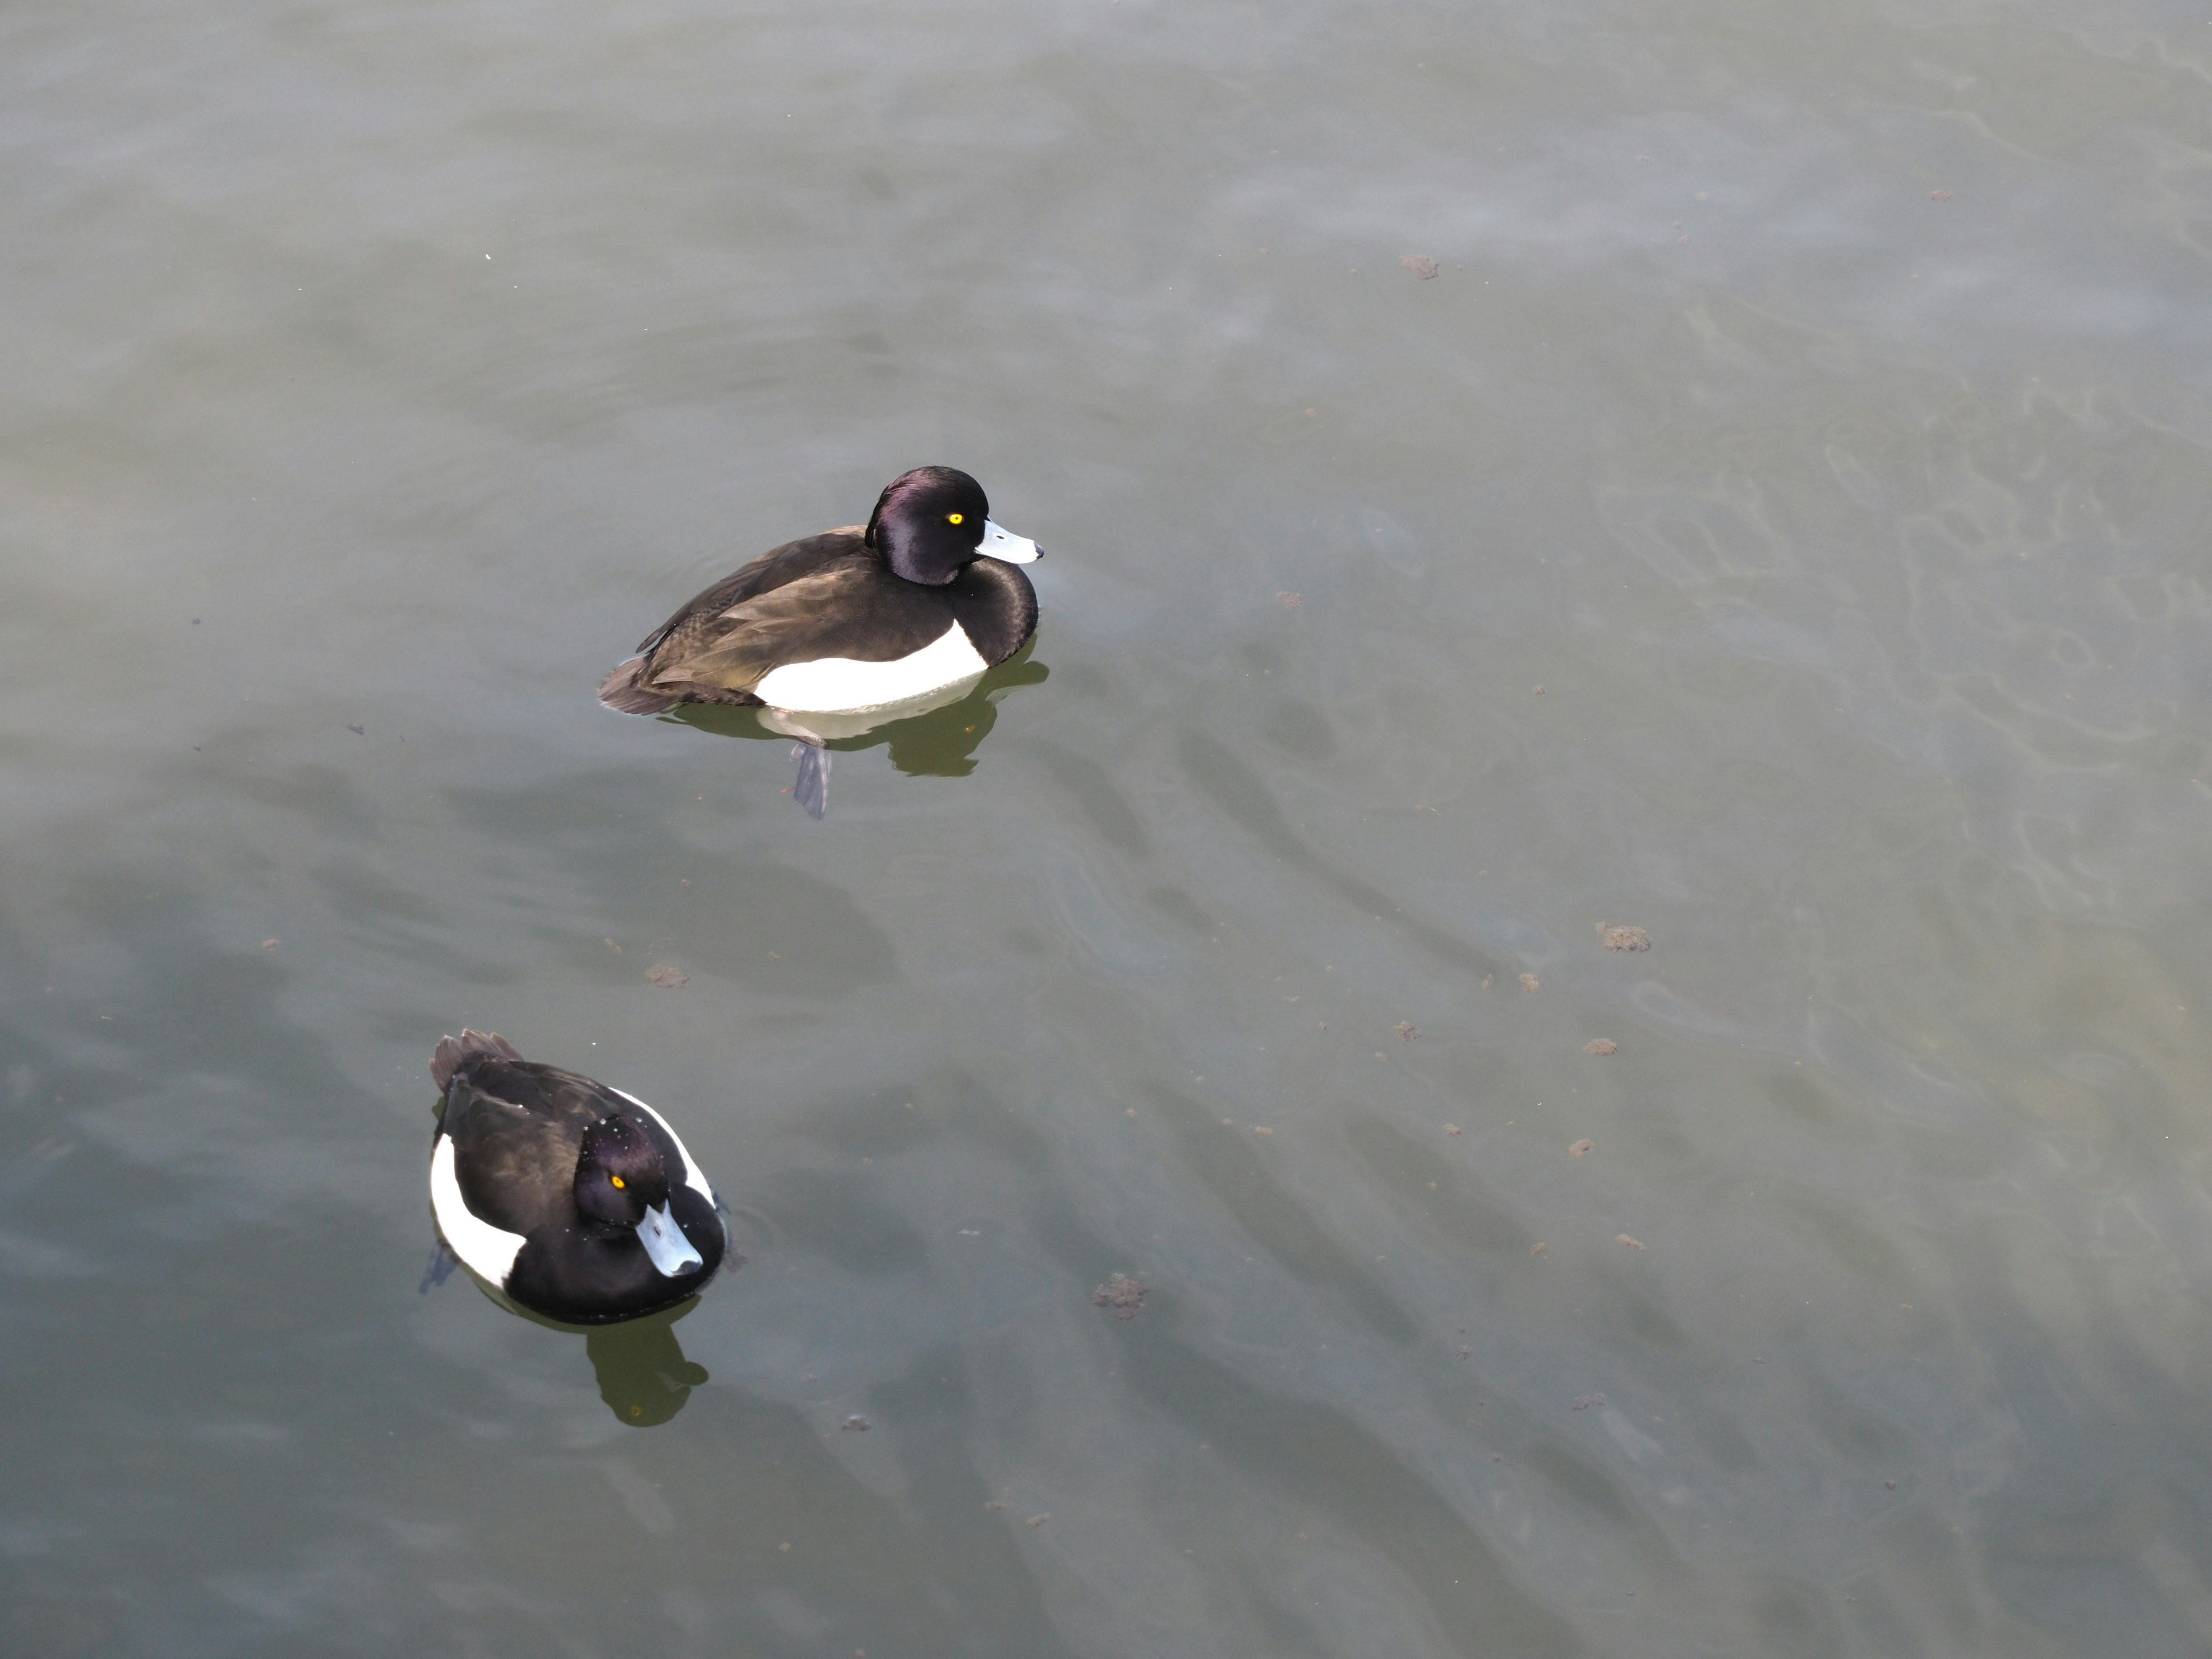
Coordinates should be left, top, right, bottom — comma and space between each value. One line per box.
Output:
948, 513, 964, 525
609, 1174, 626, 1189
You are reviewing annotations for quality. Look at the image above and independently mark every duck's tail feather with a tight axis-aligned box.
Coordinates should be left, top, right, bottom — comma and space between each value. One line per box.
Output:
430, 1028, 524, 1092
791, 743, 831, 820
599, 657, 682, 715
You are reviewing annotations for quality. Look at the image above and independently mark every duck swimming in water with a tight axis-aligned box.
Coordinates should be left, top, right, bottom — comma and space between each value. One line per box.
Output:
423, 1031, 729, 1325
597, 466, 1040, 814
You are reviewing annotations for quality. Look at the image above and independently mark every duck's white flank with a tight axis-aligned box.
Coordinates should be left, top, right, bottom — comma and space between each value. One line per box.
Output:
430, 1134, 527, 1283
609, 1088, 718, 1209
754, 623, 989, 714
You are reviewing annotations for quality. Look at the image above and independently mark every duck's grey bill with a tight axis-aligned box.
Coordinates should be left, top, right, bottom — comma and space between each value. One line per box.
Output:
637, 1203, 704, 1277
979, 520, 1040, 563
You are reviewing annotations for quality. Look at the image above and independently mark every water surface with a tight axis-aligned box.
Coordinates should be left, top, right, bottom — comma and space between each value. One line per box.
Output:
7, 1, 2212, 1653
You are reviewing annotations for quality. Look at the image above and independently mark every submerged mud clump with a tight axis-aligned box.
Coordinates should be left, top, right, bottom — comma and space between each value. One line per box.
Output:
1597, 923, 1650, 952
1399, 254, 1438, 279
1584, 1038, 1618, 1056
646, 964, 689, 988
1092, 1274, 1148, 1320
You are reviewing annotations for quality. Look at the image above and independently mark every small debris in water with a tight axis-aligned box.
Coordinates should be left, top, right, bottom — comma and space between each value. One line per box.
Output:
1520, 973, 1540, 993
1481, 975, 1494, 990
1444, 1123, 1461, 1137
260, 939, 278, 950
1571, 1393, 1604, 1411
1929, 190, 1952, 201
1597, 923, 1650, 952
1253, 1124, 1274, 1137
986, 1500, 1006, 1510
1530, 1242, 1546, 1255
1092, 1273, 1149, 1320
1026, 1513, 1051, 1528
1453, 1346, 1471, 1360
1584, 1038, 1618, 1056
1570, 1139, 1594, 1157
347, 723, 364, 736
1277, 590, 1303, 609
1395, 1021, 1421, 1041
646, 965, 688, 988
840, 1414, 870, 1431
604, 938, 623, 954
1617, 1233, 1644, 1250
1399, 254, 1438, 279
1532, 685, 1544, 695
1885, 1478, 1897, 1489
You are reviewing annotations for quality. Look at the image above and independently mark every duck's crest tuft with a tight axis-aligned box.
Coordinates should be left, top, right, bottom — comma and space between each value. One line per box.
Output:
431, 1029, 524, 1092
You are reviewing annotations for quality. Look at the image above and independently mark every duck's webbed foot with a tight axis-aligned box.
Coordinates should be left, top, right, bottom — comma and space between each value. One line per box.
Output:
419, 1238, 460, 1294
791, 743, 831, 820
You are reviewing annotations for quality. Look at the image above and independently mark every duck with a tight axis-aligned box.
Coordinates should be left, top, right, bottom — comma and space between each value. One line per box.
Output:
423, 1030, 730, 1325
598, 466, 1041, 813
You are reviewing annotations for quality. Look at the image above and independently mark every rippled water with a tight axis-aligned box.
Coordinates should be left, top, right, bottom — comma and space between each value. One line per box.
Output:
9, 1, 2212, 1653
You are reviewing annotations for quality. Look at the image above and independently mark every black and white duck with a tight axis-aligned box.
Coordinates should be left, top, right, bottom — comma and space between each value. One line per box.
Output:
423, 1030, 729, 1325
598, 465, 1040, 814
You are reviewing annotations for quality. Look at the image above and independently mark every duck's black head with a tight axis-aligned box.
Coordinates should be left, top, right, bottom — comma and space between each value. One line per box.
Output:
574, 1115, 703, 1279
866, 466, 1040, 585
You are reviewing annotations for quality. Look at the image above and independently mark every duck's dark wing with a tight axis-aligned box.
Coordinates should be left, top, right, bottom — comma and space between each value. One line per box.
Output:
439, 1061, 623, 1238
631, 530, 866, 657
637, 560, 956, 702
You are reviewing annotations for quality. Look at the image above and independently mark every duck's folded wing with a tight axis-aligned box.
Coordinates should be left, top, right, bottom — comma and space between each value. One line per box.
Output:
633, 531, 865, 656
648, 563, 943, 698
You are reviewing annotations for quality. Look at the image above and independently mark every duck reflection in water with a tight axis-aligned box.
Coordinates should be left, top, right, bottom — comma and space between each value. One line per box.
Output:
667, 642, 1048, 817
588, 1304, 710, 1427
437, 1283, 713, 1429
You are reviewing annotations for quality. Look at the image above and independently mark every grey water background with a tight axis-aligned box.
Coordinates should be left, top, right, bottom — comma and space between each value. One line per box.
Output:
7, 0, 2212, 1653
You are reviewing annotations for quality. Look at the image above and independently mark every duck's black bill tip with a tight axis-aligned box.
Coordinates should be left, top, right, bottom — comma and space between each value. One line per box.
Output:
791, 743, 831, 820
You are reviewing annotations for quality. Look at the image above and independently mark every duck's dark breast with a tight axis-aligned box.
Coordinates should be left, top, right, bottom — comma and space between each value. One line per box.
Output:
503, 1186, 725, 1325
949, 558, 1039, 664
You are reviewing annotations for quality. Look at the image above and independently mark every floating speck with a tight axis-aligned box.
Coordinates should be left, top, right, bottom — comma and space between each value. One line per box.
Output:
646, 965, 688, 988
1026, 1513, 1051, 1528
1597, 923, 1650, 952
1444, 1124, 1461, 1137
1520, 973, 1540, 993
1584, 1038, 1618, 1056
1617, 1233, 1644, 1250
1929, 190, 1952, 202
1399, 254, 1439, 279
1395, 1021, 1421, 1041
1570, 1139, 1594, 1157
1092, 1273, 1148, 1320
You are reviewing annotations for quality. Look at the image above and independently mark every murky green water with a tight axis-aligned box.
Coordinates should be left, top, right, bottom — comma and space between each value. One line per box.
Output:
8, 1, 2212, 1653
